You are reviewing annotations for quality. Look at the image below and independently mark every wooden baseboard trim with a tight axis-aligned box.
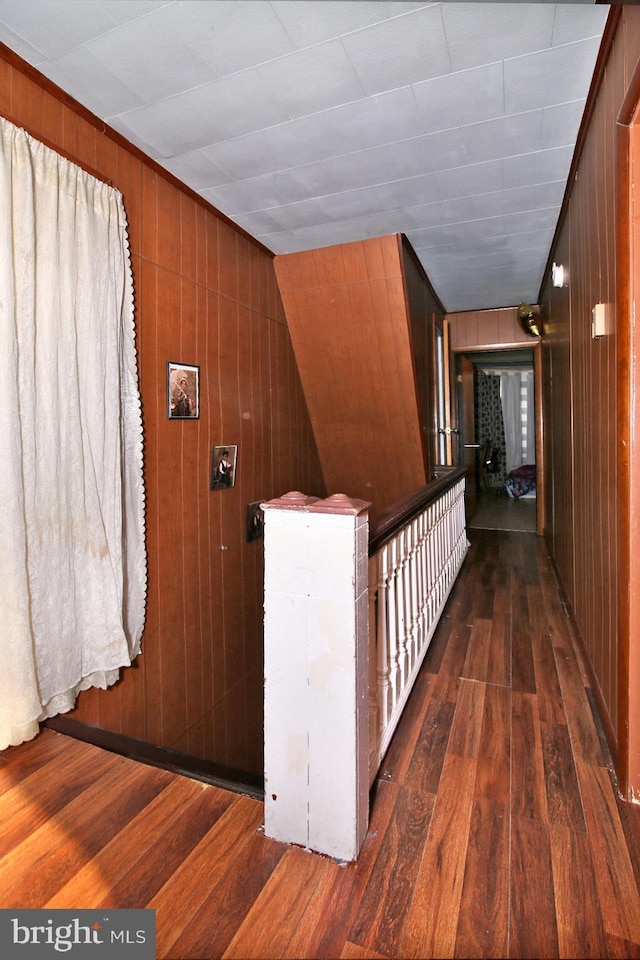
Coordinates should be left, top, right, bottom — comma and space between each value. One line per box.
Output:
544, 546, 620, 787
42, 717, 264, 801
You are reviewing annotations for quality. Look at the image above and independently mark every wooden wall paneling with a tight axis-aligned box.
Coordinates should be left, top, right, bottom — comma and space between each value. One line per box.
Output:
9, 67, 64, 148
383, 274, 428, 485
618, 39, 640, 799
275, 234, 436, 516
181, 278, 204, 749
116, 146, 143, 256
0, 55, 11, 104
401, 243, 437, 480
179, 193, 198, 285
538, 9, 640, 792
344, 238, 376, 286
2, 47, 326, 778
483, 310, 503, 344
218, 219, 239, 303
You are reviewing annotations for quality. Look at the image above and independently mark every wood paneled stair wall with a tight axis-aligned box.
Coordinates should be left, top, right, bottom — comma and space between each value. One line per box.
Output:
1, 527, 639, 959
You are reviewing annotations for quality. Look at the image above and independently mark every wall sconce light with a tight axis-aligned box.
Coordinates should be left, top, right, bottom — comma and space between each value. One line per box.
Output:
592, 303, 606, 340
552, 262, 565, 288
517, 302, 541, 338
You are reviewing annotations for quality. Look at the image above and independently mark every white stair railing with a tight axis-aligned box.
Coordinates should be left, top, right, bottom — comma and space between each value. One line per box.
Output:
367, 474, 468, 784
262, 469, 468, 861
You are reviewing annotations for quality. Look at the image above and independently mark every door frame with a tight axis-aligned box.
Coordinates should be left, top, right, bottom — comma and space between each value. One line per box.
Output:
450, 341, 544, 536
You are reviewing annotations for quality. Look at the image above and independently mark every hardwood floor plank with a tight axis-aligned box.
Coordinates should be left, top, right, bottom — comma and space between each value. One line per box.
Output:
340, 942, 390, 959
0, 727, 72, 783
475, 682, 511, 804
283, 778, 399, 960
509, 814, 559, 959
44, 776, 210, 908
222, 846, 331, 959
511, 692, 548, 821
577, 762, 640, 943
511, 627, 536, 695
404, 696, 456, 795
149, 794, 263, 951
0, 530, 638, 959
448, 677, 487, 758
97, 782, 235, 912
606, 934, 640, 958
462, 619, 493, 684
526, 584, 551, 635
347, 783, 435, 957
455, 798, 509, 959
549, 822, 608, 958
429, 623, 472, 703
541, 722, 587, 830
163, 829, 286, 959
0, 737, 122, 857
552, 637, 608, 766
0, 755, 169, 907
401, 754, 477, 959
377, 667, 434, 786
531, 630, 567, 724
486, 610, 511, 687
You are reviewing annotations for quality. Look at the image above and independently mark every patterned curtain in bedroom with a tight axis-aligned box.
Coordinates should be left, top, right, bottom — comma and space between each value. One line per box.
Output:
474, 371, 507, 489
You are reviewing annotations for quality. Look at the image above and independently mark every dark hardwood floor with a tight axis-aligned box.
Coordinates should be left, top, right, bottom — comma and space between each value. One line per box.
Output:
1, 528, 640, 959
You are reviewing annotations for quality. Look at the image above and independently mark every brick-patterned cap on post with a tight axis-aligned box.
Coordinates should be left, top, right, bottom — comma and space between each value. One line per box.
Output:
309, 493, 372, 516
261, 491, 320, 511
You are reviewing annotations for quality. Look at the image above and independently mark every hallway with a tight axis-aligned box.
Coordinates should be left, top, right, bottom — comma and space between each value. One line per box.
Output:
1, 528, 639, 958
468, 490, 537, 533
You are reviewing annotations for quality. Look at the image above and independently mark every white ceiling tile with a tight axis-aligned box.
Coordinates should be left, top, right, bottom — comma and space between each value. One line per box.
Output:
551, 4, 610, 46
0, 0, 609, 311
159, 150, 234, 191
42, 46, 145, 117
0, 0, 123, 58
504, 37, 602, 114
111, 94, 226, 158
540, 100, 586, 148
163, 0, 296, 77
257, 40, 365, 118
106, 116, 163, 160
270, 1, 430, 49
502, 145, 574, 190
440, 2, 555, 72
86, 7, 217, 102
271, 146, 400, 203
0, 19, 50, 65
412, 62, 505, 133
229, 208, 288, 238
460, 110, 544, 166
434, 159, 504, 202
342, 4, 450, 96
389, 128, 467, 177
324, 88, 426, 149
202, 175, 288, 214
183, 71, 291, 139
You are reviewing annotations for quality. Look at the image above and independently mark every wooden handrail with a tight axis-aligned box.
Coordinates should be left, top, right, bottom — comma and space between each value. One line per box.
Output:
369, 466, 466, 556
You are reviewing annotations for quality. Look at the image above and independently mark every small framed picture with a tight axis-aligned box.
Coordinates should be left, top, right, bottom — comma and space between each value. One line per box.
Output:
167, 362, 199, 419
246, 500, 264, 542
211, 445, 238, 490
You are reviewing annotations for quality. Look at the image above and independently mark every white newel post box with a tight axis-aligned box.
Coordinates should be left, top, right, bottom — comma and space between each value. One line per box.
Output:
262, 491, 371, 862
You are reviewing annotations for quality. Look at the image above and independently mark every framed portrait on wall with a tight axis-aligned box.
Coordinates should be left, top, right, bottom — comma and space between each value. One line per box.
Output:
167, 362, 199, 419
211, 445, 238, 490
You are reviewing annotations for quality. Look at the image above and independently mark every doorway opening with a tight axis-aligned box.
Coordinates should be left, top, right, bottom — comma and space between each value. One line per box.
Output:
455, 346, 539, 534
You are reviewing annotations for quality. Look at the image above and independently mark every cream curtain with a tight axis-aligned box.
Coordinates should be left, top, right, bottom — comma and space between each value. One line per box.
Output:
500, 369, 535, 474
0, 117, 146, 749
